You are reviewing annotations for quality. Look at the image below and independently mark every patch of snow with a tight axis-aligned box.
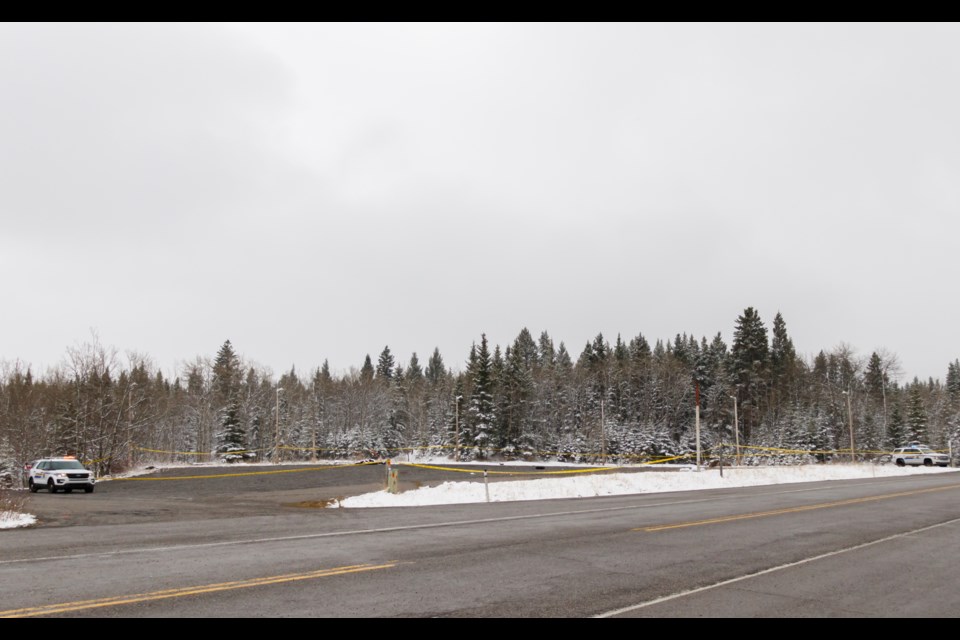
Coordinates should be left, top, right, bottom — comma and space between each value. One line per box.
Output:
0, 511, 36, 529
336, 463, 960, 508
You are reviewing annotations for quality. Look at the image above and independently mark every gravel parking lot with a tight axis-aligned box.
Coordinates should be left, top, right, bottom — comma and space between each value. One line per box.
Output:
16, 462, 634, 528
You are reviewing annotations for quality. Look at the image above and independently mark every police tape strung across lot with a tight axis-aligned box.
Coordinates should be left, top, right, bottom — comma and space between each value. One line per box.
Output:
132, 444, 693, 465
116, 443, 950, 480
108, 461, 384, 482
108, 461, 629, 483
401, 463, 617, 476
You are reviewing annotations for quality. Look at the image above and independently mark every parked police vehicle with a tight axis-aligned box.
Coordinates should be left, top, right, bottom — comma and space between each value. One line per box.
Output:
890, 444, 950, 468
26, 457, 96, 493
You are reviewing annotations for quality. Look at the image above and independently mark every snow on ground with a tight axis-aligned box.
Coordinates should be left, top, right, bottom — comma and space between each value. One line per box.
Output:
336, 463, 960, 508
0, 511, 36, 530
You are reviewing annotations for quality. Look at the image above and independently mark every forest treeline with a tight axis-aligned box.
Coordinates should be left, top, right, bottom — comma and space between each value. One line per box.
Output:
2, 307, 959, 476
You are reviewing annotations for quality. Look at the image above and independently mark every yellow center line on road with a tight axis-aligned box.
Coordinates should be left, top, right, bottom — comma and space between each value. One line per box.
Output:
637, 483, 960, 532
0, 562, 398, 618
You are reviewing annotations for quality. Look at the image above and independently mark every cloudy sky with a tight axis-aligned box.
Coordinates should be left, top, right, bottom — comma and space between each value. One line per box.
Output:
2, 23, 957, 382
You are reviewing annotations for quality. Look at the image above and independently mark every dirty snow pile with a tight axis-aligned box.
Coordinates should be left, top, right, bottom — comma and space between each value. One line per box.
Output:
335, 463, 959, 508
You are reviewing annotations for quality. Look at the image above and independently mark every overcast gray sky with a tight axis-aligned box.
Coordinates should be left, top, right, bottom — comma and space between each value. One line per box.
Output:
2, 23, 957, 382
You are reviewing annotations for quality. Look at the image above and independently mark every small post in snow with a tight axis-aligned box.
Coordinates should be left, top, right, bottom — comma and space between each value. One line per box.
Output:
718, 426, 724, 478
387, 466, 399, 494
385, 458, 399, 494
695, 382, 702, 471
484, 469, 490, 503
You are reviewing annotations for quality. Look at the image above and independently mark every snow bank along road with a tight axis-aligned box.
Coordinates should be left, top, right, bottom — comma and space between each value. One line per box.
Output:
2, 464, 960, 617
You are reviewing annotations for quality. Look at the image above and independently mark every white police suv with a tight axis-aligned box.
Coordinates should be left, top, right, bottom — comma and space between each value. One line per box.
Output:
27, 457, 97, 493
890, 445, 950, 468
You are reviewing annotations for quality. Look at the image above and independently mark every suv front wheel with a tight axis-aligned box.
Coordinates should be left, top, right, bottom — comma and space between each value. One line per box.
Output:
48, 480, 57, 493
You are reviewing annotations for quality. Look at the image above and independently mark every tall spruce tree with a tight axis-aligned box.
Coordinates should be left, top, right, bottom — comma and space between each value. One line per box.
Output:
556, 342, 572, 370
946, 360, 960, 405
407, 353, 423, 382
864, 353, 885, 402
886, 401, 906, 448
376, 346, 395, 381
425, 347, 446, 385
466, 334, 495, 458
770, 312, 797, 401
502, 330, 536, 453
729, 307, 770, 443
212, 340, 246, 460
813, 350, 829, 386
614, 334, 628, 364
360, 355, 374, 383
906, 384, 928, 444
629, 333, 651, 360
513, 328, 538, 370
538, 331, 556, 368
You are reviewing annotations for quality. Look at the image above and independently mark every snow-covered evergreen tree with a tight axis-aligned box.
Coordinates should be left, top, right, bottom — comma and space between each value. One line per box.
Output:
466, 334, 496, 459
499, 330, 537, 456
425, 347, 446, 386
217, 399, 246, 461
376, 346, 395, 382
946, 360, 960, 417
864, 353, 885, 402
729, 307, 770, 443
886, 401, 906, 449
538, 331, 556, 368
906, 384, 928, 444
770, 312, 798, 408
212, 340, 250, 461
360, 355, 374, 383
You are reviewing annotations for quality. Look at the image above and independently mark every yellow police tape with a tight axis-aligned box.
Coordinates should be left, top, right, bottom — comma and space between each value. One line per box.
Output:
135, 446, 216, 457
133, 443, 649, 461
106, 442, 945, 483
109, 461, 383, 481
106, 459, 642, 483
723, 443, 949, 456
127, 444, 711, 467
128, 442, 948, 470
728, 444, 839, 456
397, 462, 617, 476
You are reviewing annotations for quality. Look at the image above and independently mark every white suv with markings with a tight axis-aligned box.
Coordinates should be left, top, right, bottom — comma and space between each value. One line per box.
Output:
27, 457, 97, 493
890, 445, 950, 468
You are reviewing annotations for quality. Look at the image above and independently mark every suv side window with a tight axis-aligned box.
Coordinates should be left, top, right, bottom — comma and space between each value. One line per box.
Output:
36, 461, 47, 470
